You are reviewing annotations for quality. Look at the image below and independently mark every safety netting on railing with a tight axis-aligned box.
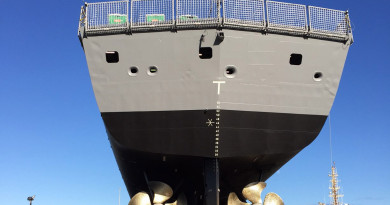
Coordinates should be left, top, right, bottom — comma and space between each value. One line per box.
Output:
86, 0, 128, 31
176, 0, 220, 27
266, 1, 307, 32
223, 0, 265, 28
81, 0, 352, 39
131, 0, 174, 29
308, 6, 349, 36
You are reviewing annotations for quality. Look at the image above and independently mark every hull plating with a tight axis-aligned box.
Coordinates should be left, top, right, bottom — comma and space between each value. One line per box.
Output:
104, 110, 326, 204
81, 28, 350, 204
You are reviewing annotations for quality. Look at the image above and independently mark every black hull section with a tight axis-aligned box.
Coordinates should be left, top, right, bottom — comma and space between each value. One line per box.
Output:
102, 110, 327, 204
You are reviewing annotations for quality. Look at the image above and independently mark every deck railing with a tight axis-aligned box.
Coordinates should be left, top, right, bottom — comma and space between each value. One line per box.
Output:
79, 0, 352, 40
177, 0, 220, 28
223, 0, 266, 29
85, 1, 128, 32
266, 1, 307, 32
131, 0, 174, 30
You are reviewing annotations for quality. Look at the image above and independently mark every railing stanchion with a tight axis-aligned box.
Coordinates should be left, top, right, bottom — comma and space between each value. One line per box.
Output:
303, 5, 308, 32
308, 6, 312, 34
266, 0, 269, 31
175, 0, 178, 27
222, 0, 225, 26
127, 0, 130, 33
85, 3, 88, 32
172, 0, 174, 29
130, 0, 133, 32
217, 0, 220, 26
262, 0, 266, 30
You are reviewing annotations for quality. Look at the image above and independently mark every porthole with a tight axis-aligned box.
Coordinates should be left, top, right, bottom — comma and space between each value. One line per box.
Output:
106, 51, 119, 63
128, 66, 138, 76
224, 66, 237, 78
148, 66, 158, 76
314, 72, 323, 81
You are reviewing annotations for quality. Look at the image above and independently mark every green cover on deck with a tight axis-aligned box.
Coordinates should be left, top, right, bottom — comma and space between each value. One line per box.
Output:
146, 14, 165, 22
109, 14, 127, 24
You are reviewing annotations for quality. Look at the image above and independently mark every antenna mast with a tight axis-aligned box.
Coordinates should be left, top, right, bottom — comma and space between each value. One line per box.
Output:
27, 195, 35, 205
119, 187, 121, 205
329, 162, 343, 205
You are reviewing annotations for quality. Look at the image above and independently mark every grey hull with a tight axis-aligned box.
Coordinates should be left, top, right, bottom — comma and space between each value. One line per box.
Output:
83, 29, 350, 116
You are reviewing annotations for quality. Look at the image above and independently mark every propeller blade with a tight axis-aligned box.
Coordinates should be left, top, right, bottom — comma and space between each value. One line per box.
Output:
148, 181, 173, 204
263, 192, 284, 205
227, 192, 250, 205
242, 182, 267, 204
165, 201, 177, 205
128, 192, 151, 205
165, 192, 187, 205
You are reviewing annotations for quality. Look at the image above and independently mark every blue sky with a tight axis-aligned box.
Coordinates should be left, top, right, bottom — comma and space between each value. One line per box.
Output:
0, 0, 389, 205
